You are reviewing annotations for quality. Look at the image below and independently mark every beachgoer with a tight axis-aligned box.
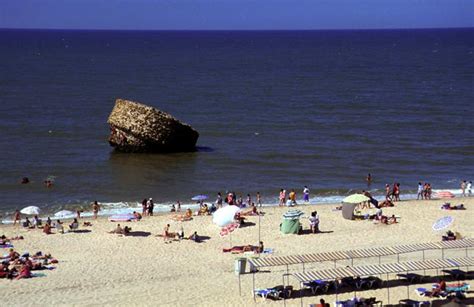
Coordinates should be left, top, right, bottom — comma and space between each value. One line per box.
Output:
279, 189, 285, 207
257, 241, 264, 253
110, 224, 123, 234
289, 190, 297, 205
176, 201, 181, 212
92, 201, 100, 219
133, 211, 142, 220
15, 264, 31, 280
256, 192, 262, 207
366, 173, 372, 186
147, 198, 154, 216
392, 183, 399, 201
46, 217, 52, 226
163, 224, 170, 242
461, 180, 466, 197
303, 186, 310, 203
237, 196, 243, 207
426, 183, 432, 200
317, 298, 330, 307
44, 180, 53, 188
69, 218, 79, 230
21, 177, 29, 184
170, 204, 176, 212
417, 182, 423, 200
226, 193, 234, 206
430, 280, 446, 297
141, 198, 148, 216
215, 192, 223, 208
32, 215, 42, 228
189, 231, 200, 242
467, 181, 472, 197
246, 194, 251, 207
309, 211, 320, 233
13, 210, 20, 226
43, 223, 52, 235
177, 226, 184, 240
385, 184, 391, 201
123, 226, 131, 235
23, 217, 32, 228
55, 220, 64, 234
76, 210, 82, 219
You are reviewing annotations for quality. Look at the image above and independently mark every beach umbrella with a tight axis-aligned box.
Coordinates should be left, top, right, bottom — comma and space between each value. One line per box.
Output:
20, 206, 40, 215
109, 213, 136, 222
434, 191, 455, 199
342, 194, 370, 204
191, 195, 208, 201
432, 216, 454, 231
54, 210, 75, 218
283, 209, 304, 220
213, 205, 240, 227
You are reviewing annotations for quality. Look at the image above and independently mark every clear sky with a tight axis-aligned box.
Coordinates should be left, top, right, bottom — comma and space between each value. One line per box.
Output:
1, 0, 473, 30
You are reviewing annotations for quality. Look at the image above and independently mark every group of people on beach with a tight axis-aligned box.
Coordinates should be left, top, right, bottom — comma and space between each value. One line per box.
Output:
0, 247, 58, 280
417, 182, 433, 200
278, 186, 310, 207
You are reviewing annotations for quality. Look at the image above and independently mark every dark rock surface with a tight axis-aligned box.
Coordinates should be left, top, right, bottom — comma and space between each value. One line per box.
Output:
107, 99, 199, 152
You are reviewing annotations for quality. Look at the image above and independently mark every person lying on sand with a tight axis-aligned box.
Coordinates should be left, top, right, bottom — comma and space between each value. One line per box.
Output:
378, 215, 398, 225
240, 205, 262, 216
378, 200, 394, 208
223, 243, 264, 253
0, 235, 24, 245
133, 211, 142, 220
188, 231, 200, 243
171, 209, 193, 222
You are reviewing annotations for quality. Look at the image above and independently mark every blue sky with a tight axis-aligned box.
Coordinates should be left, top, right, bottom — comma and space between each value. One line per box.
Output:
1, 0, 473, 30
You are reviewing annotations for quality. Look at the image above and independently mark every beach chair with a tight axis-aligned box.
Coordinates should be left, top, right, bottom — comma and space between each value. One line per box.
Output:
254, 285, 292, 300
397, 273, 425, 283
446, 282, 470, 294
303, 279, 329, 294
398, 299, 430, 306
414, 287, 447, 299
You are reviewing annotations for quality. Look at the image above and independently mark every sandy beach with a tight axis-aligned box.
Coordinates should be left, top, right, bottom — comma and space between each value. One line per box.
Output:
1, 198, 473, 306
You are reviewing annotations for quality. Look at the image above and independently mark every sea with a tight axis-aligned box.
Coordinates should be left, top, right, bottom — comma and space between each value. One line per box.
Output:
0, 28, 473, 220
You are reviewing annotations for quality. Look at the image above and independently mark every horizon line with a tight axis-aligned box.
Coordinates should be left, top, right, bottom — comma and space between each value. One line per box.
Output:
1, 26, 473, 32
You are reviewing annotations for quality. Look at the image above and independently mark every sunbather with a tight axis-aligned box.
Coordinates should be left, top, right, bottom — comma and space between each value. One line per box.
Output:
55, 220, 64, 234
15, 263, 31, 279
69, 218, 79, 230
442, 230, 456, 241
188, 231, 201, 242
430, 280, 446, 297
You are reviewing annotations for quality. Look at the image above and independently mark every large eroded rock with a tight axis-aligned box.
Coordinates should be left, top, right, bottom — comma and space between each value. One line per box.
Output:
107, 99, 199, 152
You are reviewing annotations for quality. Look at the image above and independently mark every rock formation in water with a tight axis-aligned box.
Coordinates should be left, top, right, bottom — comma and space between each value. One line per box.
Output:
107, 99, 199, 152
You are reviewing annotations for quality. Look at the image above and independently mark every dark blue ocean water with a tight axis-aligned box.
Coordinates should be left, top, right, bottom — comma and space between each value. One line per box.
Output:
0, 29, 473, 217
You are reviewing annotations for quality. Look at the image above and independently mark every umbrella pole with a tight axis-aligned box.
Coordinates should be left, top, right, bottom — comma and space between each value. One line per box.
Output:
258, 214, 261, 248
238, 273, 241, 296
386, 273, 390, 304
253, 272, 256, 301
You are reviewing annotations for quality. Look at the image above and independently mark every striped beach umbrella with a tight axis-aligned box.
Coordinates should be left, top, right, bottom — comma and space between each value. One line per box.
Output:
434, 191, 455, 199
432, 216, 454, 231
283, 209, 304, 220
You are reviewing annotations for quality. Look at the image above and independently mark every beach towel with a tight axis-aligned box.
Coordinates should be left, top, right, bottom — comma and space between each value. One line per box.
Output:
0, 244, 13, 248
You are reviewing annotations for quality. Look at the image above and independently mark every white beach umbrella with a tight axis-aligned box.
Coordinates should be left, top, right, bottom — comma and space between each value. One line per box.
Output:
54, 210, 75, 218
20, 206, 40, 215
432, 216, 454, 231
212, 205, 240, 227
342, 194, 370, 204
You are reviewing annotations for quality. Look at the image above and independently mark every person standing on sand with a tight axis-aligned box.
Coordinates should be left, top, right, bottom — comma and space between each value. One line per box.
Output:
256, 192, 262, 207
385, 184, 391, 201
417, 182, 423, 200
147, 198, 154, 216
163, 224, 170, 243
279, 189, 285, 206
13, 210, 21, 226
176, 201, 181, 212
303, 186, 310, 203
216, 192, 223, 208
142, 198, 148, 216
467, 181, 472, 197
92, 201, 100, 219
461, 180, 467, 197
246, 194, 251, 207
289, 190, 297, 205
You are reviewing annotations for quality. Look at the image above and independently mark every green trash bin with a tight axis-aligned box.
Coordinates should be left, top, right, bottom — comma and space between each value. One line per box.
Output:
234, 257, 246, 275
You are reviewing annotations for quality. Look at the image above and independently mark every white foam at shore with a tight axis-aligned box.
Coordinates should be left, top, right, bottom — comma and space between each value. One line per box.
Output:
1, 188, 466, 224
